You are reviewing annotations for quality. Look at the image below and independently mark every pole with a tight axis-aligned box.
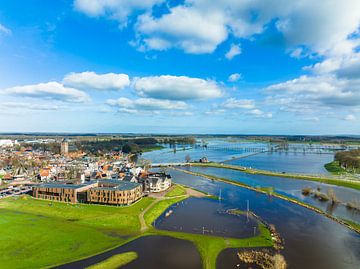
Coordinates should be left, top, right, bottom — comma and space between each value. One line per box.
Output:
246, 199, 249, 222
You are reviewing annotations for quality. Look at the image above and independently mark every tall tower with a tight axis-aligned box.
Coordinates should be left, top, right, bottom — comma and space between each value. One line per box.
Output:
60, 139, 69, 155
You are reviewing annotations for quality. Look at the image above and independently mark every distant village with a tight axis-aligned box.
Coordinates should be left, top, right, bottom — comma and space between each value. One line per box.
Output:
0, 138, 172, 205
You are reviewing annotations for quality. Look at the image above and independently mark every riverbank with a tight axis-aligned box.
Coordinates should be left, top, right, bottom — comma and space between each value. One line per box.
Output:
0, 184, 273, 269
190, 162, 360, 191
172, 167, 360, 235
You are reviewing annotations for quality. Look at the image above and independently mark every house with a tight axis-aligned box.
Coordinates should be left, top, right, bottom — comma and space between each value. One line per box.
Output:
144, 172, 172, 193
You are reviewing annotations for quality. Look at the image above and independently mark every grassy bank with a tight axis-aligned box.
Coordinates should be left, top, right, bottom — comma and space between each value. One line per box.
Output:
324, 161, 348, 175
86, 252, 138, 269
191, 162, 360, 191
165, 184, 187, 197
141, 145, 165, 152
0, 196, 153, 268
175, 167, 360, 235
0, 187, 273, 269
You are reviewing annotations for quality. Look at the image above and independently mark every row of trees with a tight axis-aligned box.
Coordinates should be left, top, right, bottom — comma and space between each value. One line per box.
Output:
334, 149, 360, 170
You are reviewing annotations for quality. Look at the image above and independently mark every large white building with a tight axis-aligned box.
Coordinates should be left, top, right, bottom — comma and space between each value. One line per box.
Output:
0, 140, 16, 148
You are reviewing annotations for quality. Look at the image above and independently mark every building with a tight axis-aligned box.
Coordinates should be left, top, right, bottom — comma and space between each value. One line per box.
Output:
32, 180, 142, 205
32, 182, 96, 203
144, 172, 172, 193
60, 140, 69, 155
87, 180, 142, 205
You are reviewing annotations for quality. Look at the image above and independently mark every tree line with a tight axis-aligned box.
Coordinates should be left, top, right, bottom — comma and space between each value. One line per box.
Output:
334, 149, 360, 170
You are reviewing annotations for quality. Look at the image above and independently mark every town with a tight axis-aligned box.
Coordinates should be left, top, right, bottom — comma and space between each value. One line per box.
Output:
0, 138, 172, 204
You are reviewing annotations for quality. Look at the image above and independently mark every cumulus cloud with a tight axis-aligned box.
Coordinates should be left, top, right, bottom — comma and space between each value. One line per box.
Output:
225, 44, 241, 60
135, 6, 227, 53
133, 75, 222, 100
266, 75, 360, 108
74, 0, 162, 27
3, 82, 90, 103
247, 109, 273, 118
63, 71, 130, 91
106, 97, 188, 113
0, 23, 11, 35
344, 114, 356, 121
222, 98, 255, 109
228, 73, 242, 82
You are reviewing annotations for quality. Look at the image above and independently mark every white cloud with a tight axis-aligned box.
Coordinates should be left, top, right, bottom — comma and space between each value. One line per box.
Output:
225, 44, 241, 60
0, 23, 11, 35
75, 0, 360, 58
63, 71, 130, 91
228, 73, 242, 82
133, 75, 222, 100
3, 82, 90, 103
0, 102, 64, 111
135, 6, 228, 53
74, 0, 162, 27
222, 98, 255, 109
106, 97, 188, 112
248, 109, 273, 118
266, 75, 360, 108
344, 114, 356, 121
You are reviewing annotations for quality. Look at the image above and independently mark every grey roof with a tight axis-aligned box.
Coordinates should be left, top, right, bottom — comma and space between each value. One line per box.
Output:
92, 180, 140, 191
34, 182, 92, 189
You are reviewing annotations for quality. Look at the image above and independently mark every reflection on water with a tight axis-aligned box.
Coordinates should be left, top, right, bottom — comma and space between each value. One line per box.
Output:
54, 235, 201, 269
155, 197, 260, 238
143, 139, 335, 175
227, 151, 333, 175
169, 169, 360, 269
180, 166, 360, 224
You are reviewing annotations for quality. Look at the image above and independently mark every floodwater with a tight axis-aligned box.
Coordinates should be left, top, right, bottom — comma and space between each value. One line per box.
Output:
154, 197, 260, 238
54, 235, 201, 269
142, 140, 268, 163
227, 151, 333, 175
180, 166, 360, 224
169, 169, 360, 269
143, 139, 335, 175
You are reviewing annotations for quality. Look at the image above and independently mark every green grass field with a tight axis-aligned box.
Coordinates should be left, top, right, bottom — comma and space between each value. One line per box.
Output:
0, 191, 273, 269
86, 252, 138, 269
0, 196, 154, 268
324, 161, 348, 175
165, 185, 187, 197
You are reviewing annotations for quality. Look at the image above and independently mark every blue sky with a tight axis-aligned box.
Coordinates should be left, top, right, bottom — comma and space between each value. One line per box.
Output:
0, 0, 359, 134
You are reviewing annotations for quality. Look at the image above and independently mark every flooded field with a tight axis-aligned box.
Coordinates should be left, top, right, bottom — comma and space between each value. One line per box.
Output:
169, 169, 360, 269
227, 151, 333, 175
180, 166, 360, 224
155, 197, 260, 238
54, 235, 201, 269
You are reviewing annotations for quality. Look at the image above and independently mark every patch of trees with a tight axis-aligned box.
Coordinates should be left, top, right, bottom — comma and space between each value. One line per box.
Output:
334, 149, 360, 170
26, 142, 61, 154
74, 138, 158, 155
158, 136, 196, 146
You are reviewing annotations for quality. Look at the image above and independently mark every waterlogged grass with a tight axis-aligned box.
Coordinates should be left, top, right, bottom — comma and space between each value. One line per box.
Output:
143, 194, 273, 269
324, 161, 347, 175
86, 252, 138, 269
0, 192, 273, 269
141, 145, 165, 152
192, 162, 360, 191
144, 197, 187, 226
146, 219, 272, 269
165, 185, 187, 197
